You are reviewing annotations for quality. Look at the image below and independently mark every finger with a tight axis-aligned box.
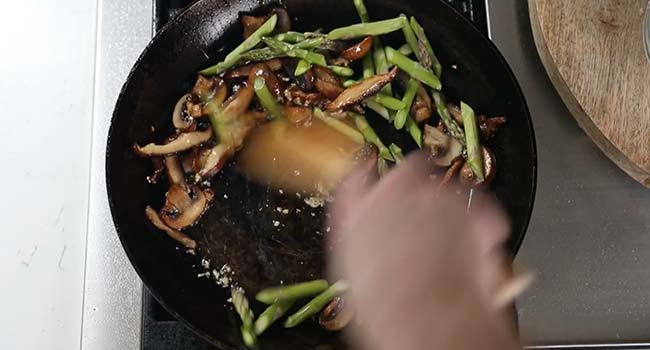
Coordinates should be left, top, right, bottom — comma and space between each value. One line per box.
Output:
328, 154, 378, 243
367, 151, 433, 199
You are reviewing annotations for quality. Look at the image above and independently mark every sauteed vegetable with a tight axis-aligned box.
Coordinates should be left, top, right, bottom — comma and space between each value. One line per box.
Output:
133, 0, 508, 346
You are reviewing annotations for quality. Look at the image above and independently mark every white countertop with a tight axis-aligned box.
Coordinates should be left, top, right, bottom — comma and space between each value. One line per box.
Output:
0, 1, 97, 348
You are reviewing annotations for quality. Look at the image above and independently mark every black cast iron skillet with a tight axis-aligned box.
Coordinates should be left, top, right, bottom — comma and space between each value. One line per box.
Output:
106, 0, 537, 348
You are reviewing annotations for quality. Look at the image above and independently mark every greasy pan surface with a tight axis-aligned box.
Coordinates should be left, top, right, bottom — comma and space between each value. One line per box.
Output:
106, 0, 537, 348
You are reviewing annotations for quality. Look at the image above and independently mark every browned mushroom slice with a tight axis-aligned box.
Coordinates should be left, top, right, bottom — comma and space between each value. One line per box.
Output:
283, 106, 314, 124
192, 75, 222, 102
160, 184, 212, 229
241, 14, 269, 39
273, 7, 292, 34
252, 63, 285, 99
479, 116, 507, 139
133, 128, 213, 157
313, 66, 344, 100
319, 296, 355, 331
195, 143, 231, 180
438, 156, 464, 190
172, 93, 193, 130
284, 85, 327, 107
460, 147, 496, 186
446, 103, 464, 125
164, 155, 186, 186
146, 157, 165, 184
326, 66, 398, 111
423, 125, 463, 167
283, 58, 315, 91
340, 36, 373, 61
411, 84, 433, 123
225, 58, 284, 79
145, 205, 197, 250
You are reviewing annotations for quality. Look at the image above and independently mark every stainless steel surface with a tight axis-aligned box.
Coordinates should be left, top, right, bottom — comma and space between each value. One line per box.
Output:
643, 1, 650, 61
488, 0, 650, 347
80, 0, 152, 349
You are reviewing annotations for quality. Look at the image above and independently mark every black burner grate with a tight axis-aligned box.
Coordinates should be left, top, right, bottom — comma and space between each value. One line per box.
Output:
144, 0, 488, 349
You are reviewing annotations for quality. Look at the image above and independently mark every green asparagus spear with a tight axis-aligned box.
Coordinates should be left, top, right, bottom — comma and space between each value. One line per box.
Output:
329, 65, 355, 77
253, 300, 295, 335
294, 37, 325, 50
314, 108, 365, 144
200, 15, 278, 75
327, 17, 405, 40
461, 102, 484, 181
231, 288, 257, 348
394, 79, 420, 129
353, 0, 371, 22
239, 47, 280, 63
263, 37, 328, 67
352, 113, 395, 161
389, 143, 405, 163
377, 157, 389, 177
361, 54, 375, 78
432, 91, 465, 145
351, 0, 392, 95
405, 116, 423, 147
294, 59, 312, 76
401, 14, 419, 57
373, 93, 405, 111
366, 100, 391, 120
343, 79, 357, 88
410, 17, 442, 77
253, 77, 285, 120
275, 31, 306, 43
240, 326, 257, 349
284, 280, 351, 328
256, 280, 329, 304
398, 43, 414, 56
385, 47, 441, 90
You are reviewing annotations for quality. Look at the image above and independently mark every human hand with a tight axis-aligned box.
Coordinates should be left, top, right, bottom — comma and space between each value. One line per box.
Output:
327, 152, 520, 350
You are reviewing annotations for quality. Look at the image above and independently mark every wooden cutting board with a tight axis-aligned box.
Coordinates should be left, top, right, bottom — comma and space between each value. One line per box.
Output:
529, 0, 650, 187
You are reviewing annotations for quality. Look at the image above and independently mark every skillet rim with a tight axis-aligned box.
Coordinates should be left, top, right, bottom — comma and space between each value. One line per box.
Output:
105, 0, 538, 347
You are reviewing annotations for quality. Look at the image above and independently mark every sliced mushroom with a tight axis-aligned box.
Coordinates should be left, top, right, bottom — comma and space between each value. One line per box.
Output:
284, 85, 327, 107
241, 14, 269, 39
252, 63, 285, 99
283, 106, 314, 124
340, 36, 373, 61
146, 157, 165, 184
446, 103, 507, 139
459, 147, 496, 186
319, 296, 354, 331
145, 206, 197, 249
313, 66, 344, 100
423, 125, 463, 167
172, 94, 193, 131
438, 156, 464, 190
164, 155, 186, 186
411, 84, 432, 123
192, 75, 222, 102
225, 58, 284, 79
195, 143, 231, 180
241, 7, 290, 39
282, 58, 315, 92
326, 66, 398, 111
479, 116, 507, 139
273, 7, 292, 34
160, 184, 213, 229
133, 128, 213, 157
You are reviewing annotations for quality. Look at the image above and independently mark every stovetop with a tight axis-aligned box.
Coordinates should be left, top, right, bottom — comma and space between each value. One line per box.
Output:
83, 0, 650, 349
144, 1, 489, 349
